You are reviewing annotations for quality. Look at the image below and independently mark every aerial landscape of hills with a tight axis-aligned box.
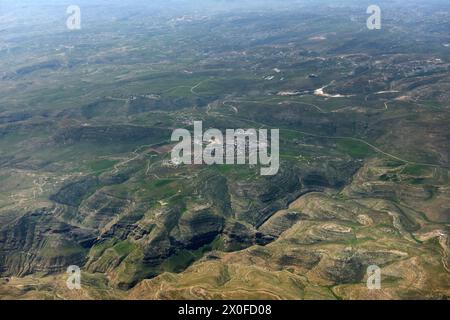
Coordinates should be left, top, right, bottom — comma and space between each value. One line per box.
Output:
0, 0, 449, 300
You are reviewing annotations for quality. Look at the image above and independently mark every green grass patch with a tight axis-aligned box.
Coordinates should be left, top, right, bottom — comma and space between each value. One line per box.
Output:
154, 179, 175, 188
88, 159, 118, 175
113, 240, 136, 259
336, 139, 375, 158
39, 239, 86, 258
89, 239, 117, 257
402, 164, 429, 176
